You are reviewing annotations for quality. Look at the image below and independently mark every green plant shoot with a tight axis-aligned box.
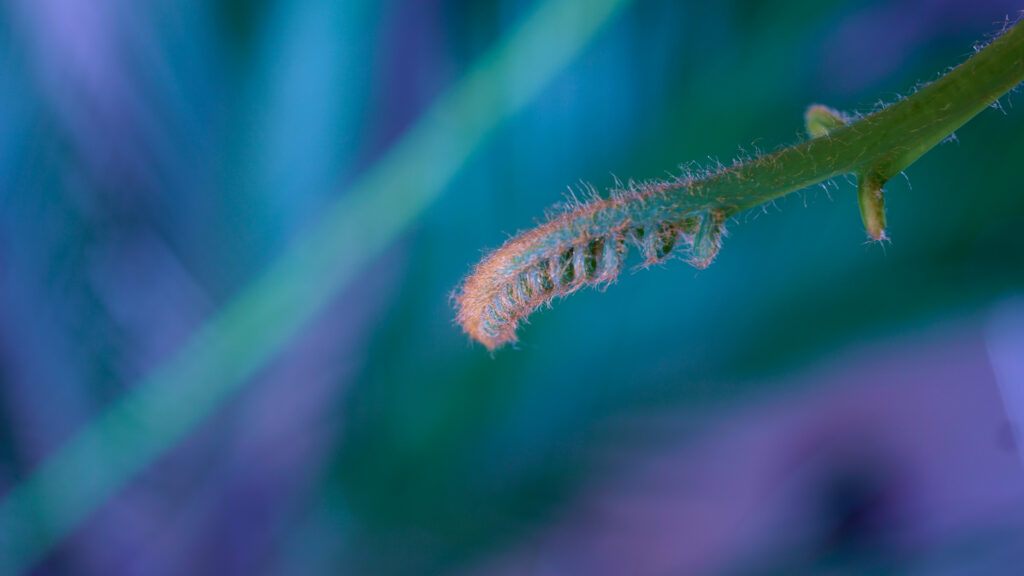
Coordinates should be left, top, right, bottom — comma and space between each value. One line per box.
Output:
455, 19, 1024, 350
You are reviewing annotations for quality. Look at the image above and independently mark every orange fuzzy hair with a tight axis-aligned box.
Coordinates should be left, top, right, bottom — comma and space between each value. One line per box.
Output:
454, 183, 724, 350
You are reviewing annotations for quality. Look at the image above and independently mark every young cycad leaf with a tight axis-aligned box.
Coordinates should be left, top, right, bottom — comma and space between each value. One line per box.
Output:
454, 183, 724, 350
456, 19, 1024, 350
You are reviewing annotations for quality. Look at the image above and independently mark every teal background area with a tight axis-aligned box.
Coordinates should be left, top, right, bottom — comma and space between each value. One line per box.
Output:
1, 1, 1023, 574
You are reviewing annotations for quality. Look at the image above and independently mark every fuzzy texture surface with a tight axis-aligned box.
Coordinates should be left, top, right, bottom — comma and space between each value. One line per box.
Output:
454, 179, 726, 349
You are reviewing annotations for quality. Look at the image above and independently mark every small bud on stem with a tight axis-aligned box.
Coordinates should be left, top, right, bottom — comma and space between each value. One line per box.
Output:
857, 173, 888, 242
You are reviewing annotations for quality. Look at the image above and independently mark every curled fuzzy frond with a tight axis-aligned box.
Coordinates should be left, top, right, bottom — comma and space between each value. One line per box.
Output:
454, 182, 726, 350
455, 19, 1024, 350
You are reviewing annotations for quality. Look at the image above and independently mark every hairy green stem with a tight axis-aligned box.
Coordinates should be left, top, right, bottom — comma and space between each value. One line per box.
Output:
663, 19, 1024, 217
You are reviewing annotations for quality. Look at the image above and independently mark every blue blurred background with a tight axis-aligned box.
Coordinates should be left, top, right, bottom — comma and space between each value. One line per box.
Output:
2, 1, 1024, 574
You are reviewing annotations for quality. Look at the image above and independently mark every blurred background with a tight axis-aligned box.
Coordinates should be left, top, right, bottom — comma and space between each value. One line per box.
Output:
2, 0, 1024, 574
